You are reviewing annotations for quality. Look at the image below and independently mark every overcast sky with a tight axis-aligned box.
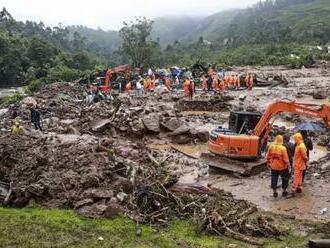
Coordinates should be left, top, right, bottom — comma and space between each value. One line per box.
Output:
0, 0, 258, 30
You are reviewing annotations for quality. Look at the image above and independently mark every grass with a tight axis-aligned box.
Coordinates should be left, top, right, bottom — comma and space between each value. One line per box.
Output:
0, 207, 323, 248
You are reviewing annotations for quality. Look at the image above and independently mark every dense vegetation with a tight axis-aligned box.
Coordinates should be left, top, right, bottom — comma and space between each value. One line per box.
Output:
0, 8, 107, 87
1, 0, 330, 88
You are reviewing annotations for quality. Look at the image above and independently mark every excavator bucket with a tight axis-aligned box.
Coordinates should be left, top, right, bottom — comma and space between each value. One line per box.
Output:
200, 152, 267, 176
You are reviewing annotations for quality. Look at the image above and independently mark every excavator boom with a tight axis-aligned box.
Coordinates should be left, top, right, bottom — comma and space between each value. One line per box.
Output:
101, 64, 130, 92
253, 100, 330, 137
204, 99, 330, 175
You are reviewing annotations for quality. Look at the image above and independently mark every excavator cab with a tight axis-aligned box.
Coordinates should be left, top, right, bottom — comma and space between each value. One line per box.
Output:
228, 112, 262, 134
209, 111, 263, 159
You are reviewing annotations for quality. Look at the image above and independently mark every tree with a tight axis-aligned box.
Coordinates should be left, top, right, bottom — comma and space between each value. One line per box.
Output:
119, 17, 160, 69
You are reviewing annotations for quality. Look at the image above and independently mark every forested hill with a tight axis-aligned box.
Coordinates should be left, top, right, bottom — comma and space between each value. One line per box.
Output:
1, 0, 330, 87
67, 0, 330, 48
149, 0, 330, 46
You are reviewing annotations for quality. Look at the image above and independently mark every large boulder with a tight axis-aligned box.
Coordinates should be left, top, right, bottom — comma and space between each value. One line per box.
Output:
91, 119, 111, 132
161, 118, 184, 132
313, 89, 327, 100
169, 125, 191, 136
142, 114, 160, 133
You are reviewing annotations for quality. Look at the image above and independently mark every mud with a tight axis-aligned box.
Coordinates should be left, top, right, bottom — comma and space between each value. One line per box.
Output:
0, 65, 330, 243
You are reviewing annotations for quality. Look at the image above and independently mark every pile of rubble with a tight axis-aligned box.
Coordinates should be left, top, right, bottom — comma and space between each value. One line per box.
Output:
0, 82, 285, 245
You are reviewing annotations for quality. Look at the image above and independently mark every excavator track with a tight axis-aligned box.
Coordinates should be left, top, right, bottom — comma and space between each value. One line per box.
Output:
200, 152, 267, 176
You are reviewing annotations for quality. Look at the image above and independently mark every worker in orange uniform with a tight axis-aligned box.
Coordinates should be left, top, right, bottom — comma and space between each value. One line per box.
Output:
125, 81, 131, 96
219, 78, 226, 93
144, 77, 150, 92
183, 77, 191, 97
229, 74, 235, 88
266, 135, 290, 198
189, 80, 195, 100
292, 133, 308, 195
165, 77, 172, 91
212, 74, 218, 92
224, 74, 230, 88
234, 74, 240, 90
245, 73, 250, 88
150, 77, 156, 90
248, 74, 254, 90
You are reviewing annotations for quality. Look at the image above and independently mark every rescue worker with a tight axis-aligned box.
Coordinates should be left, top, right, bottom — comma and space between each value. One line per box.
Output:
136, 80, 143, 97
266, 135, 290, 197
30, 107, 42, 131
300, 130, 313, 182
189, 80, 194, 100
212, 74, 218, 92
207, 75, 212, 91
219, 78, 226, 92
248, 74, 254, 90
234, 75, 240, 90
11, 121, 25, 135
201, 75, 208, 92
292, 133, 308, 194
183, 77, 191, 97
229, 75, 235, 88
125, 81, 131, 96
165, 77, 172, 91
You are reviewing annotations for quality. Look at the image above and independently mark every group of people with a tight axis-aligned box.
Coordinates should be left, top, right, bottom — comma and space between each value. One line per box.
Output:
200, 72, 255, 93
106, 67, 256, 99
11, 107, 43, 135
266, 130, 313, 197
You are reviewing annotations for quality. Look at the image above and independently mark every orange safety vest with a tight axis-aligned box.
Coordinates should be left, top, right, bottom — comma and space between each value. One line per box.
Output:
183, 80, 190, 96
266, 135, 289, 171
293, 133, 308, 171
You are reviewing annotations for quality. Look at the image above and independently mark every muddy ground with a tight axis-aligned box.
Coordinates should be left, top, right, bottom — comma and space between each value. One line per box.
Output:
1, 65, 330, 244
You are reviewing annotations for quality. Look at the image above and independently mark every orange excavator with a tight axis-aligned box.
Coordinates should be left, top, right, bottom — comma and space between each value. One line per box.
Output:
98, 64, 130, 92
203, 100, 330, 175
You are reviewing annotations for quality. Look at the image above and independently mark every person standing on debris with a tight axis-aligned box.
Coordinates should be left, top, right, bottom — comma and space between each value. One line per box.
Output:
148, 68, 153, 77
247, 74, 254, 90
219, 78, 226, 93
136, 79, 143, 97
201, 75, 207, 92
30, 107, 42, 131
11, 121, 25, 135
234, 74, 240, 90
165, 77, 172, 91
207, 75, 212, 92
183, 77, 190, 97
292, 133, 308, 195
300, 130, 313, 182
188, 79, 194, 100
125, 81, 131, 96
266, 135, 290, 197
211, 74, 217, 92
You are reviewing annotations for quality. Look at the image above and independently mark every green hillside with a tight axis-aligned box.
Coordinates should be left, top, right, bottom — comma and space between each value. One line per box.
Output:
151, 16, 203, 45
68, 25, 120, 56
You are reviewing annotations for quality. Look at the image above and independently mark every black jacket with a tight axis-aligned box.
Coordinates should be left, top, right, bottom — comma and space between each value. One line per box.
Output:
30, 109, 41, 123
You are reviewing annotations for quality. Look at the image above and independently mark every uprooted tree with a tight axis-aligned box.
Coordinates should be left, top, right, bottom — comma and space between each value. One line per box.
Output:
119, 17, 160, 69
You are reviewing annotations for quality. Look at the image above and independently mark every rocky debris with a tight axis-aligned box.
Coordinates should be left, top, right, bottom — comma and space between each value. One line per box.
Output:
313, 89, 328, 100
0, 80, 292, 244
175, 97, 232, 112
160, 118, 184, 132
142, 114, 160, 133
91, 119, 111, 132
238, 94, 247, 101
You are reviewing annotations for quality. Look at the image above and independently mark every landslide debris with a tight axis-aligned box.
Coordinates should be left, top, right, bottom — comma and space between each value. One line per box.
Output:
0, 82, 285, 245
